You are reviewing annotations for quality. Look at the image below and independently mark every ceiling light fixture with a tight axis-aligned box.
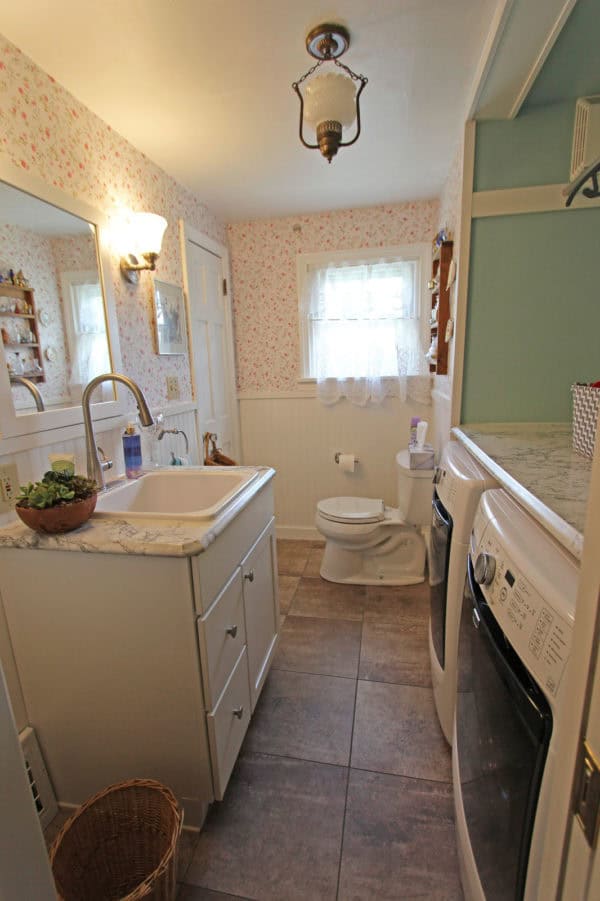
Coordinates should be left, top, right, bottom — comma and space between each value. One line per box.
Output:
292, 23, 368, 164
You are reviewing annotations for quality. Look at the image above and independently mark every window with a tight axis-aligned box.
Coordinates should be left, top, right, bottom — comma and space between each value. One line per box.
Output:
60, 270, 111, 401
297, 244, 430, 405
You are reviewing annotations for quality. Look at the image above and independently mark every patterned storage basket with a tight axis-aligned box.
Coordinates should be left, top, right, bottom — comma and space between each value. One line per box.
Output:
49, 778, 182, 901
571, 383, 600, 458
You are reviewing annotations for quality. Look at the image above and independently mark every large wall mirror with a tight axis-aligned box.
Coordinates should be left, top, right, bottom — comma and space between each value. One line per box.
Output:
0, 162, 124, 443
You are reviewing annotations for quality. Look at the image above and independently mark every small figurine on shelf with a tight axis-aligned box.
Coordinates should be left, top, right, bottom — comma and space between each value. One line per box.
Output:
8, 269, 15, 285
14, 270, 29, 288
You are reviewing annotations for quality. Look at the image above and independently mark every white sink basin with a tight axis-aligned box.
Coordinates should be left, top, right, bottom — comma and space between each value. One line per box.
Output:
94, 467, 260, 520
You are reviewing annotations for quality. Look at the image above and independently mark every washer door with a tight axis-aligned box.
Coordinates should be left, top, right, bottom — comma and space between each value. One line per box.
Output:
455, 559, 552, 901
429, 491, 452, 668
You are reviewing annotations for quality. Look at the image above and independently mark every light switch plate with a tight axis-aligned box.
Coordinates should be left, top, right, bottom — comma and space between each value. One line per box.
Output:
166, 376, 180, 401
0, 462, 19, 511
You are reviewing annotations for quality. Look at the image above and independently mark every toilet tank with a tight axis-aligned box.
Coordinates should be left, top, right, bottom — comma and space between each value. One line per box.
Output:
396, 450, 434, 525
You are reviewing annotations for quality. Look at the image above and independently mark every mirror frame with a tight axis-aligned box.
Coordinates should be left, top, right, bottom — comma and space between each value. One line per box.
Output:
0, 159, 125, 442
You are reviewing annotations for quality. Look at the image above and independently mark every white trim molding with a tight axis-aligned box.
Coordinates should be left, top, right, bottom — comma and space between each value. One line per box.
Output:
472, 183, 600, 218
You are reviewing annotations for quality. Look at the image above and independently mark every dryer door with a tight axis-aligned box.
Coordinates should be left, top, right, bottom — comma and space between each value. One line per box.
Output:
455, 559, 553, 900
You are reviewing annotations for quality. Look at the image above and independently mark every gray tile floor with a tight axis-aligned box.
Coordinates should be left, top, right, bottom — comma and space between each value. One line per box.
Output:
182, 539, 462, 900
44, 539, 463, 900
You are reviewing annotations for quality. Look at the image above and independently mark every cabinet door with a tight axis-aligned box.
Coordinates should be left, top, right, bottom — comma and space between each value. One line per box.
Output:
241, 518, 279, 711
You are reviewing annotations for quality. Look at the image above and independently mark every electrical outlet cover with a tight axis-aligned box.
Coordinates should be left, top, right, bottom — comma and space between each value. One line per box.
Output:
166, 376, 180, 401
0, 462, 19, 510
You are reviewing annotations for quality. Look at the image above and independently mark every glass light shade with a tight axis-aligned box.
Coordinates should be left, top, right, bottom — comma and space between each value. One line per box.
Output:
131, 212, 167, 255
303, 73, 357, 129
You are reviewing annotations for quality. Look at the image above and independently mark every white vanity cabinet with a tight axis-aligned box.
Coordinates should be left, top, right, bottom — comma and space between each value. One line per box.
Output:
0, 482, 279, 827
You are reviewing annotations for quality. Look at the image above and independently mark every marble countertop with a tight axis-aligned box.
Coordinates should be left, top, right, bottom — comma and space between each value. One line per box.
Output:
0, 467, 275, 557
452, 423, 592, 560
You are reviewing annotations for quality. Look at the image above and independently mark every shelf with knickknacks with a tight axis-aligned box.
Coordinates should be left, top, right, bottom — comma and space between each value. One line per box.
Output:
0, 275, 46, 381
426, 230, 454, 375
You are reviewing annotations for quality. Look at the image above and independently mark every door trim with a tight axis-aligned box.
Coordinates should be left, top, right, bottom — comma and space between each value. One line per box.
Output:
178, 221, 241, 462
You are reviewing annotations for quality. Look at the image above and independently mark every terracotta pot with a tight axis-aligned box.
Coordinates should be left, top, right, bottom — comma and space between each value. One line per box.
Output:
15, 494, 97, 534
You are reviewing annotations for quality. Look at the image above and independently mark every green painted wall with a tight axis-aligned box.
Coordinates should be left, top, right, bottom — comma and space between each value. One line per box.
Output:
461, 0, 600, 425
474, 102, 574, 191
462, 207, 600, 423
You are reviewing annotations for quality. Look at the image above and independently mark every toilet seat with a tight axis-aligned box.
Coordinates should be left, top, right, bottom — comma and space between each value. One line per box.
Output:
317, 496, 386, 525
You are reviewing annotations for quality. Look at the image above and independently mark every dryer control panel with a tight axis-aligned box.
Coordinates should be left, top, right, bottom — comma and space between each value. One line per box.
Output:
472, 528, 572, 704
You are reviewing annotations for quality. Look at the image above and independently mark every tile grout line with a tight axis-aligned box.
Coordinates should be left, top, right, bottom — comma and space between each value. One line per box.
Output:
270, 664, 358, 681
334, 606, 364, 901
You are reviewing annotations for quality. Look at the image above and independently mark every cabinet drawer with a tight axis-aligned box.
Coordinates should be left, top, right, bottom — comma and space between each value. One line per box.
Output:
197, 569, 246, 709
207, 647, 251, 800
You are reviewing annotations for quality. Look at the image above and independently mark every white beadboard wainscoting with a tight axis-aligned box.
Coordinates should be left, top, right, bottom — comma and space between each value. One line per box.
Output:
0, 402, 200, 530
432, 378, 452, 457
239, 393, 437, 538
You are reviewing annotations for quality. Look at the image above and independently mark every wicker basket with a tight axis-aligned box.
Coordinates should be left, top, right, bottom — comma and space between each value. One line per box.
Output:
49, 779, 182, 901
571, 383, 600, 458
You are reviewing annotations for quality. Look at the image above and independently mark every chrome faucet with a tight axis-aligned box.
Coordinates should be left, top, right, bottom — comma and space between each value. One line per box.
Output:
82, 373, 154, 489
10, 375, 45, 411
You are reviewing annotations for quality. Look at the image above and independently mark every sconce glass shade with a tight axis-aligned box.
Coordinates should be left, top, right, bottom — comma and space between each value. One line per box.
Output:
120, 212, 168, 285
303, 73, 357, 129
131, 212, 167, 256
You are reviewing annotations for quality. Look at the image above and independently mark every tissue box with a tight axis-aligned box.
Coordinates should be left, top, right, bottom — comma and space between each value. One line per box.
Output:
408, 443, 435, 470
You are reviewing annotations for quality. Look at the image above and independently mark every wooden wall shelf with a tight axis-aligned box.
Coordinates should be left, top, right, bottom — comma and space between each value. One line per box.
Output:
428, 240, 453, 376
0, 283, 46, 381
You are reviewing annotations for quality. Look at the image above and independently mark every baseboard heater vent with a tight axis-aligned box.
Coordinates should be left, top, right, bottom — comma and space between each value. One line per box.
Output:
18, 726, 58, 829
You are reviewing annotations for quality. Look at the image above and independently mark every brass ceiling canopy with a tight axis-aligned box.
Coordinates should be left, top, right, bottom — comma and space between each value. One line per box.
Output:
305, 23, 350, 60
292, 23, 368, 164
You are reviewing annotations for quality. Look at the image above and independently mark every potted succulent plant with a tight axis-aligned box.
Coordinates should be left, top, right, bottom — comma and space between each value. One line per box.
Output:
15, 470, 98, 534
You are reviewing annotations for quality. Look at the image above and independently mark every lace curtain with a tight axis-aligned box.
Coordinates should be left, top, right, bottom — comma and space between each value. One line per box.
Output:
69, 282, 110, 388
301, 257, 431, 406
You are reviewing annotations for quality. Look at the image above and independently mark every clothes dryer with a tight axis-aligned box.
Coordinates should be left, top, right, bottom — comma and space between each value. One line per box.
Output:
453, 489, 578, 901
428, 441, 497, 743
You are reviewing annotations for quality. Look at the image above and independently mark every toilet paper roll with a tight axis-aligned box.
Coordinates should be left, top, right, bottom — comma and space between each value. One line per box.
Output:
338, 454, 356, 473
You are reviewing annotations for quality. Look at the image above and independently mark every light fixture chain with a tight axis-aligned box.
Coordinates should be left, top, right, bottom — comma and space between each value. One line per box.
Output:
292, 58, 324, 89
334, 58, 368, 84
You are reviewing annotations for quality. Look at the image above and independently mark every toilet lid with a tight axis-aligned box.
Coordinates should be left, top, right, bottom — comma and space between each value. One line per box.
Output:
317, 497, 386, 524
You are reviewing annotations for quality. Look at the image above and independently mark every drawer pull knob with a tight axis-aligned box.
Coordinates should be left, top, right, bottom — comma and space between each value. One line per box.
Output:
226, 625, 238, 638
244, 570, 255, 583
232, 706, 244, 719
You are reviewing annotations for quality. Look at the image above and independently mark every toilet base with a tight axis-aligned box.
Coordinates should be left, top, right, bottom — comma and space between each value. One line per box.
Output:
319, 528, 426, 586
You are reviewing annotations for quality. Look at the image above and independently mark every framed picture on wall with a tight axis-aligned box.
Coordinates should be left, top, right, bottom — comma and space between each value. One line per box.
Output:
153, 280, 187, 355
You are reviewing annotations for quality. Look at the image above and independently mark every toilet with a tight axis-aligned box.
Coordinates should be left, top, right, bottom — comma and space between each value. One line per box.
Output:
315, 450, 433, 586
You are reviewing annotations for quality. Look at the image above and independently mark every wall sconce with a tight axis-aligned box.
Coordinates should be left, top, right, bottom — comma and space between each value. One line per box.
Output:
292, 23, 368, 164
120, 212, 168, 285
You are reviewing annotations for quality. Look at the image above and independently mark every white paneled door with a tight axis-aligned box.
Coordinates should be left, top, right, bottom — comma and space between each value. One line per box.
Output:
180, 224, 240, 461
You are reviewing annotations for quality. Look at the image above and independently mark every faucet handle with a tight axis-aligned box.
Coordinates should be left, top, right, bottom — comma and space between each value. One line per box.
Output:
97, 446, 113, 472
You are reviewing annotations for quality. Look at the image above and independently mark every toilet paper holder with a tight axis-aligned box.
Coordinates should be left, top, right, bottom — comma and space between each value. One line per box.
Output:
335, 452, 360, 464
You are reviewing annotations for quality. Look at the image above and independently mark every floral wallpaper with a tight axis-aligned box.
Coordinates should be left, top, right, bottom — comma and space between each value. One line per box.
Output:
438, 138, 463, 243
0, 35, 225, 408
228, 200, 439, 393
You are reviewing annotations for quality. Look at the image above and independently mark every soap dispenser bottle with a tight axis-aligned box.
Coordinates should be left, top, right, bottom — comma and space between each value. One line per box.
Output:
123, 422, 142, 478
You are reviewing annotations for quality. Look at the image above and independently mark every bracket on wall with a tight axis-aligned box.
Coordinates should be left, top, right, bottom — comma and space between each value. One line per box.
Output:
564, 154, 600, 207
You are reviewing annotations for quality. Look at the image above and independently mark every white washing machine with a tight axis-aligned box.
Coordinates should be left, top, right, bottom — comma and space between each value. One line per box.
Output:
453, 488, 578, 901
428, 441, 497, 744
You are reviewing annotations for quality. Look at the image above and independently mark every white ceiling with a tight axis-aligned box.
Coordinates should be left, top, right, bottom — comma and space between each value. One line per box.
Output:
0, 0, 500, 222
